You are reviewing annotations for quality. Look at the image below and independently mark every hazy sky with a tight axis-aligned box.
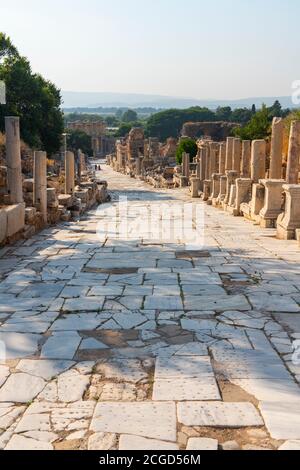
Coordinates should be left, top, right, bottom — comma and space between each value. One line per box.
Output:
1, 0, 299, 99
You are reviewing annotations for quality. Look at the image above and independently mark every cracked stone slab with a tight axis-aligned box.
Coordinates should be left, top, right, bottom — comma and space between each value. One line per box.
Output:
63, 297, 105, 312
0, 365, 9, 387
57, 370, 90, 402
231, 379, 300, 402
5, 434, 53, 450
184, 295, 250, 312
248, 293, 300, 313
153, 377, 221, 401
0, 373, 45, 403
97, 359, 148, 383
186, 438, 218, 450
0, 404, 25, 429
259, 402, 300, 439
50, 313, 103, 331
16, 360, 74, 380
41, 332, 81, 360
278, 440, 300, 450
90, 402, 176, 441
113, 312, 147, 329
144, 296, 183, 310
119, 435, 179, 450
154, 356, 214, 379
178, 402, 263, 427
0, 332, 41, 359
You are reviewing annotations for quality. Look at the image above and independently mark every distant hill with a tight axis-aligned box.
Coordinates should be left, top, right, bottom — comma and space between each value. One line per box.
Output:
62, 91, 298, 110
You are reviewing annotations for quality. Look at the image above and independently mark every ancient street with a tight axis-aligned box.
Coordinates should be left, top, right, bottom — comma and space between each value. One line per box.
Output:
0, 164, 300, 451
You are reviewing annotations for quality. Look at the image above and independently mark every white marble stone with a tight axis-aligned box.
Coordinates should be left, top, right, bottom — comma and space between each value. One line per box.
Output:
90, 402, 177, 441
178, 402, 263, 427
41, 332, 81, 359
119, 435, 179, 450
259, 402, 300, 439
186, 438, 218, 450
16, 360, 74, 380
0, 373, 45, 403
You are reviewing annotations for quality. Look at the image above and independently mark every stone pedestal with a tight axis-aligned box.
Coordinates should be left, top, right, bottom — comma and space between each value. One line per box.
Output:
214, 175, 227, 206
5, 116, 23, 204
269, 117, 283, 179
33, 151, 47, 224
182, 153, 190, 178
223, 170, 238, 207
241, 141, 251, 178
209, 173, 221, 204
230, 178, 252, 216
65, 151, 75, 195
259, 179, 285, 228
190, 178, 200, 198
277, 184, 300, 239
286, 121, 300, 184
250, 183, 265, 223
202, 180, 211, 201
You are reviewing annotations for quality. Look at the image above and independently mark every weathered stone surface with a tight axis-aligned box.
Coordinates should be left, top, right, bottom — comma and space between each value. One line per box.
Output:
279, 440, 300, 450
186, 438, 218, 450
178, 402, 263, 427
119, 435, 179, 450
0, 373, 45, 403
90, 402, 177, 441
16, 360, 74, 380
88, 432, 117, 450
5, 435, 53, 450
41, 332, 81, 360
0, 332, 40, 359
259, 402, 300, 439
6, 203, 25, 237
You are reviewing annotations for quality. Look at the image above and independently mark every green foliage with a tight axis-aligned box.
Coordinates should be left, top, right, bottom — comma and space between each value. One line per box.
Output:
67, 129, 92, 155
64, 113, 104, 123
234, 104, 271, 140
176, 138, 197, 165
0, 33, 64, 154
122, 109, 138, 123
146, 107, 216, 141
230, 108, 253, 124
215, 106, 232, 121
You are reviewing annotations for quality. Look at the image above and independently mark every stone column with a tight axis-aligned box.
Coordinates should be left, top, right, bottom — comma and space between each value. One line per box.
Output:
210, 174, 221, 201
209, 144, 218, 179
232, 138, 241, 175
241, 140, 251, 178
286, 121, 300, 184
269, 117, 284, 179
205, 145, 211, 180
196, 161, 201, 179
259, 179, 285, 228
219, 142, 226, 175
277, 185, 300, 239
33, 151, 47, 223
190, 178, 200, 198
225, 137, 235, 171
185, 153, 190, 178
5, 116, 23, 204
65, 151, 75, 195
136, 157, 141, 176
182, 153, 187, 177
251, 140, 266, 182
233, 178, 252, 216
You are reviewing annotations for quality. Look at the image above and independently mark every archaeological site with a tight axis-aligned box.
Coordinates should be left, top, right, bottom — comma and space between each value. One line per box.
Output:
0, 0, 300, 459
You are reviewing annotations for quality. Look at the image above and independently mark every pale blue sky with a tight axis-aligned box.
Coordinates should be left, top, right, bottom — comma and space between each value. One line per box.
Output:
1, 0, 299, 99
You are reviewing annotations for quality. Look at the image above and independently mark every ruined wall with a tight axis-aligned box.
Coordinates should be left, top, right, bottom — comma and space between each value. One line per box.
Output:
182, 121, 239, 141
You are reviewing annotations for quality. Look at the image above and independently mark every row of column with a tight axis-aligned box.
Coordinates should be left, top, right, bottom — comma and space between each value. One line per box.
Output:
4, 116, 77, 225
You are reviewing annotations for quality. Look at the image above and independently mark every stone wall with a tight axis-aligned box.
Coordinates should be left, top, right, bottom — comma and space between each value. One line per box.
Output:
182, 121, 239, 141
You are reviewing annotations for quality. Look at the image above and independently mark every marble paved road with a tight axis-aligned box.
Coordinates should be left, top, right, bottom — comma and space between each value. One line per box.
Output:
0, 164, 300, 450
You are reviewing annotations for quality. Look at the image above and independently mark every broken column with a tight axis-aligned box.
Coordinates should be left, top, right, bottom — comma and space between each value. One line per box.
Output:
5, 116, 23, 204
33, 151, 47, 224
269, 117, 284, 179
219, 142, 226, 175
65, 151, 75, 195
277, 185, 300, 239
286, 120, 300, 184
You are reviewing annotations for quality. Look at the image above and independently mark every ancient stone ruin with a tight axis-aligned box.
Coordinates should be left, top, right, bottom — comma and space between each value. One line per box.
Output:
0, 116, 109, 246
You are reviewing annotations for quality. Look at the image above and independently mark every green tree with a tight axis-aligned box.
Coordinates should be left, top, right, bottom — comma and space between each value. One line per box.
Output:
0, 33, 64, 154
234, 104, 271, 140
176, 138, 197, 165
67, 129, 92, 156
230, 107, 253, 124
114, 122, 135, 137
146, 107, 216, 141
215, 106, 232, 121
122, 109, 138, 122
